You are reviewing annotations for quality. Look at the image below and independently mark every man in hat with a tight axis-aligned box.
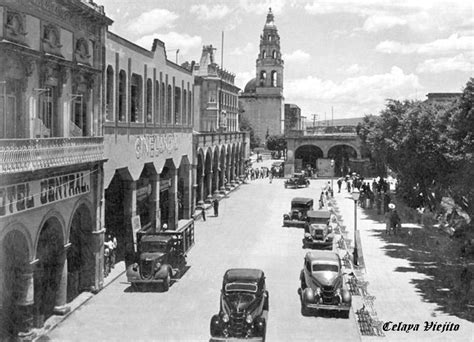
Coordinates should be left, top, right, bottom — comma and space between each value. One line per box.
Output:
386, 203, 401, 235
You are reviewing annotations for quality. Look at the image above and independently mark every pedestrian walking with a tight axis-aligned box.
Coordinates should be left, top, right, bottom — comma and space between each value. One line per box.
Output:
201, 206, 206, 221
337, 177, 343, 193
213, 199, 219, 217
269, 173, 273, 183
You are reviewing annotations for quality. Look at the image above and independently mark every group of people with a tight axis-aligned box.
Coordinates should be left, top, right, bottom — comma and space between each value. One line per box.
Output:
104, 233, 117, 277
244, 165, 284, 181
200, 198, 219, 221
336, 174, 401, 235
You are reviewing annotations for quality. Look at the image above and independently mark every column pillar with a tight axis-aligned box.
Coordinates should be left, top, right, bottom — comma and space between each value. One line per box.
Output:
53, 246, 70, 315
15, 263, 35, 337
168, 169, 178, 229
198, 171, 205, 205
206, 171, 213, 203
181, 163, 192, 219
122, 179, 137, 267
150, 173, 160, 232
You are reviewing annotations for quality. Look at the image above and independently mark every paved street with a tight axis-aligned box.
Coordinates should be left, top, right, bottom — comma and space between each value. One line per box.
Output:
46, 176, 360, 342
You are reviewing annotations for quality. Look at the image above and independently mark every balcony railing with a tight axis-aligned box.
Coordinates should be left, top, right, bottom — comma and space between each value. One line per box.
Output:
0, 137, 104, 174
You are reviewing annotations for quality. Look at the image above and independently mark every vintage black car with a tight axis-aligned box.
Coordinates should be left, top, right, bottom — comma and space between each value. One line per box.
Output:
283, 197, 313, 228
210, 269, 268, 341
284, 173, 310, 189
303, 210, 334, 249
126, 223, 194, 291
299, 251, 351, 318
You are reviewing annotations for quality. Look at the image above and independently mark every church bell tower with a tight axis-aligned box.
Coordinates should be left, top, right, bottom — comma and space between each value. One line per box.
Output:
256, 8, 284, 91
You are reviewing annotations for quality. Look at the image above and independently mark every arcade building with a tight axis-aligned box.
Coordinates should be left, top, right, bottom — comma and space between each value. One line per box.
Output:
103, 32, 195, 267
192, 45, 249, 207
0, 0, 111, 337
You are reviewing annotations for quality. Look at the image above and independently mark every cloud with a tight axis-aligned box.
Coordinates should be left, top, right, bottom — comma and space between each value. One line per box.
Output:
135, 32, 202, 55
416, 53, 474, 73
190, 4, 231, 20
283, 49, 311, 63
362, 14, 407, 32
304, 0, 472, 33
285, 66, 420, 105
340, 64, 364, 75
230, 43, 256, 56
238, 0, 286, 15
128, 9, 178, 35
376, 34, 474, 55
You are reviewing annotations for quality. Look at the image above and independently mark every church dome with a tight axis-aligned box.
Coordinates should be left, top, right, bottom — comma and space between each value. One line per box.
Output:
244, 77, 257, 93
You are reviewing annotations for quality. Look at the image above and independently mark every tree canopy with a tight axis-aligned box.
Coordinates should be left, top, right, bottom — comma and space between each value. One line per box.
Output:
357, 78, 473, 222
239, 116, 261, 149
266, 134, 287, 151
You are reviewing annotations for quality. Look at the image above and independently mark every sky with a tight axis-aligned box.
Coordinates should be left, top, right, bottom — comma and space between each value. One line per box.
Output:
96, 0, 473, 120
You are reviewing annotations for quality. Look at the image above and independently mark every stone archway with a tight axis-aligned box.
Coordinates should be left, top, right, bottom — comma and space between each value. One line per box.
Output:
0, 230, 31, 338
34, 216, 64, 327
295, 144, 324, 171
327, 144, 358, 176
67, 203, 92, 303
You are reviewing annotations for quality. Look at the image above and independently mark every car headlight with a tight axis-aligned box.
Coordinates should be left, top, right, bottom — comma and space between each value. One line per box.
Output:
315, 287, 321, 295
245, 314, 253, 324
222, 313, 229, 323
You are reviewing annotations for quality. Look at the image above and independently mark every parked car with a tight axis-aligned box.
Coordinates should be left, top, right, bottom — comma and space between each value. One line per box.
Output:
283, 197, 313, 228
303, 210, 334, 249
284, 173, 310, 188
126, 224, 194, 291
210, 269, 268, 341
299, 251, 351, 318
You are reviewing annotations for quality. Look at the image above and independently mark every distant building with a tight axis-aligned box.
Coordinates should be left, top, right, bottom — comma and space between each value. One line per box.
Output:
239, 8, 284, 145
192, 45, 249, 207
193, 45, 240, 132
425, 92, 462, 105
284, 104, 304, 133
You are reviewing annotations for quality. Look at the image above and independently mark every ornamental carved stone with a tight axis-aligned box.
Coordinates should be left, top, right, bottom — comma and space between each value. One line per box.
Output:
5, 11, 27, 45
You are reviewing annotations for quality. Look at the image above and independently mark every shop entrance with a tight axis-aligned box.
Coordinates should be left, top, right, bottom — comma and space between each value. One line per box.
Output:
67, 204, 92, 302
105, 171, 127, 263
34, 217, 64, 327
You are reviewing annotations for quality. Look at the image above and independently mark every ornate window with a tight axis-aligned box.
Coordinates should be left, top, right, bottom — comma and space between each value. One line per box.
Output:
260, 70, 266, 86
167, 84, 172, 124
272, 50, 277, 59
188, 91, 192, 125
118, 70, 126, 122
105, 65, 114, 121
131, 74, 143, 123
154, 81, 160, 124
174, 87, 181, 125
182, 89, 187, 125
161, 82, 165, 124
262, 50, 266, 59
146, 79, 153, 123
5, 11, 27, 45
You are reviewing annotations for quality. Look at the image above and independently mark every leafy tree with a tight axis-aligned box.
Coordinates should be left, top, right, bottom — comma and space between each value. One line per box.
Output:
266, 134, 287, 151
239, 116, 260, 149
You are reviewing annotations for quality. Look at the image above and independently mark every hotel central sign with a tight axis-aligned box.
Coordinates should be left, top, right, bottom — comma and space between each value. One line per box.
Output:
0, 172, 90, 218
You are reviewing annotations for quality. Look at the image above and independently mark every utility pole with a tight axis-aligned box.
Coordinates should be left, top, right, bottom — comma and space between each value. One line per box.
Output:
312, 114, 318, 127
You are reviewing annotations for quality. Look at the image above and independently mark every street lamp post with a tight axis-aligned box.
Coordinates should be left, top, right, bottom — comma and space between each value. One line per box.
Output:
352, 188, 360, 266
330, 159, 335, 197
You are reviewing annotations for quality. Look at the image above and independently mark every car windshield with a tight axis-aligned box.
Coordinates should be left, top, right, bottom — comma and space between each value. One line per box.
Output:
225, 291, 257, 305
140, 241, 167, 253
292, 203, 310, 209
225, 282, 258, 293
312, 264, 339, 272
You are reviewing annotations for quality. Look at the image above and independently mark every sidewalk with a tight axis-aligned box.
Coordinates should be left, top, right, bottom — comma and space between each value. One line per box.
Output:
334, 190, 473, 341
32, 262, 126, 342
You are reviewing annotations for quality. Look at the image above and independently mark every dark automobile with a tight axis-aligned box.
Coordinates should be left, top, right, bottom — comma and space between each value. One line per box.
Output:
303, 210, 334, 249
299, 251, 351, 318
210, 269, 269, 341
283, 197, 313, 228
126, 225, 194, 291
284, 173, 310, 189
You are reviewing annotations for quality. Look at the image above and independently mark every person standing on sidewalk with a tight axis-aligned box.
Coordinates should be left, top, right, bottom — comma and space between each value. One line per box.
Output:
213, 199, 219, 217
201, 206, 206, 221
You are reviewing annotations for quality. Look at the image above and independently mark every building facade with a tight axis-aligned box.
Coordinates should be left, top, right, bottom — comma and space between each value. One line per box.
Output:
192, 45, 249, 207
284, 103, 304, 133
103, 32, 195, 267
0, 0, 111, 337
239, 8, 284, 146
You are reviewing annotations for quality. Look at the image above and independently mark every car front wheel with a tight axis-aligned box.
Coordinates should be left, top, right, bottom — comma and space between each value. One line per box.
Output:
162, 271, 170, 291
